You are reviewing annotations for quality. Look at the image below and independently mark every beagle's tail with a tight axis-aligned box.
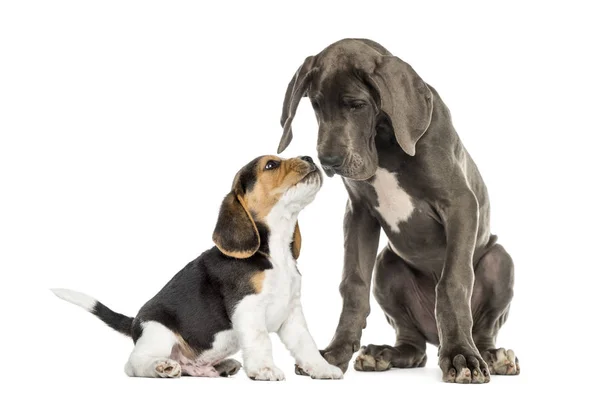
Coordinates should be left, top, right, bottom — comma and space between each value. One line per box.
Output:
51, 288, 133, 337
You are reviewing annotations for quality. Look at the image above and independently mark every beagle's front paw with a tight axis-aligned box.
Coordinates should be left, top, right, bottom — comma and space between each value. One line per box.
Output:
299, 361, 344, 380
246, 365, 285, 381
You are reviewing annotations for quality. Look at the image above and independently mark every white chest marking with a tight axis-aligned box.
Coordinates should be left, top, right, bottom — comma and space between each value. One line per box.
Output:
263, 260, 300, 332
371, 168, 414, 233
261, 198, 302, 332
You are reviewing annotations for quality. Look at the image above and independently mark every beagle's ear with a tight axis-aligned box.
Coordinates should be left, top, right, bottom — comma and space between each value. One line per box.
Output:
291, 222, 301, 260
278, 56, 317, 154
368, 56, 433, 156
212, 192, 260, 259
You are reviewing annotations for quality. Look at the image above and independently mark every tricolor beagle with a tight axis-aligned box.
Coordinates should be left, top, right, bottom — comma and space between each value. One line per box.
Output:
52, 155, 342, 381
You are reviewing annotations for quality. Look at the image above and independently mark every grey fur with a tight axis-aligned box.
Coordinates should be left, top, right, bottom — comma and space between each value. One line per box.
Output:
279, 39, 519, 383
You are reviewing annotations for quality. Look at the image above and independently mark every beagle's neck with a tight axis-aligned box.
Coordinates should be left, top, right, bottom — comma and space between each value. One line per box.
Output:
260, 201, 300, 265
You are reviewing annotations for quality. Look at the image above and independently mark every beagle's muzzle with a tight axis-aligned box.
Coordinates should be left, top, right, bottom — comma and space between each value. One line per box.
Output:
52, 155, 342, 381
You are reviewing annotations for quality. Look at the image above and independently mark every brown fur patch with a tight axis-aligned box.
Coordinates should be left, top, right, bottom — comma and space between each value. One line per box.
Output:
244, 156, 313, 221
174, 333, 197, 359
292, 222, 301, 259
250, 271, 266, 293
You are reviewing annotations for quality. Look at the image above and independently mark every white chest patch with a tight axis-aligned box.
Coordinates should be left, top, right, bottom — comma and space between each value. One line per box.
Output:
263, 258, 301, 332
231, 179, 318, 337
259, 182, 318, 331
261, 201, 302, 332
371, 168, 414, 233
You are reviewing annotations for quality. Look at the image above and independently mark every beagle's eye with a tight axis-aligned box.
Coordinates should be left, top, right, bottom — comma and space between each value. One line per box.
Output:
264, 160, 280, 170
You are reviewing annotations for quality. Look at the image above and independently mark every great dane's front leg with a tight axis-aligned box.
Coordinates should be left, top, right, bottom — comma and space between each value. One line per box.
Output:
436, 191, 490, 384
279, 301, 343, 379
322, 198, 381, 372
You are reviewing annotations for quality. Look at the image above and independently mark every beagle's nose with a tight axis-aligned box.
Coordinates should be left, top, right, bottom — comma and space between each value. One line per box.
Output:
301, 156, 314, 164
318, 154, 343, 169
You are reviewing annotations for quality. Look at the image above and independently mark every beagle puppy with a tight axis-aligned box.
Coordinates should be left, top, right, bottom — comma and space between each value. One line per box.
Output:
52, 155, 342, 381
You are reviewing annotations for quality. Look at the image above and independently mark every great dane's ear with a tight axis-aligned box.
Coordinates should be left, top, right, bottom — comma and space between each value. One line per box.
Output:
278, 56, 317, 154
291, 222, 301, 260
369, 56, 433, 156
212, 191, 260, 259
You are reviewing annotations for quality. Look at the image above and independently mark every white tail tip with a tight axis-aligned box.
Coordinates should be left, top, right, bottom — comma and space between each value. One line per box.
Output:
51, 288, 97, 312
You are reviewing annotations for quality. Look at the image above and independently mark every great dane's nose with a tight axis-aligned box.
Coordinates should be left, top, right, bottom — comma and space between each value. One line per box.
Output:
301, 156, 314, 164
318, 154, 343, 169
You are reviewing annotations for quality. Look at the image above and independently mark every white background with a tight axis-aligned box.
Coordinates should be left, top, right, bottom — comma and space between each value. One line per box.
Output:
1, 1, 598, 394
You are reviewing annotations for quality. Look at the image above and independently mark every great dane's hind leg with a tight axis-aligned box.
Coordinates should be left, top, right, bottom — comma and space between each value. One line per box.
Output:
354, 246, 428, 372
472, 243, 519, 376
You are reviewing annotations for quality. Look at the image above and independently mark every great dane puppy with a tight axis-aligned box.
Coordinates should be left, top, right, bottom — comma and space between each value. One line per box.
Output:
277, 39, 518, 384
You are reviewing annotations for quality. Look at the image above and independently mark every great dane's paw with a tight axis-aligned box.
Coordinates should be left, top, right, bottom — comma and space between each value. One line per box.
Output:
354, 345, 392, 371
320, 339, 360, 373
154, 359, 182, 378
354, 344, 427, 371
482, 348, 519, 375
439, 348, 490, 384
247, 366, 285, 381
214, 359, 243, 377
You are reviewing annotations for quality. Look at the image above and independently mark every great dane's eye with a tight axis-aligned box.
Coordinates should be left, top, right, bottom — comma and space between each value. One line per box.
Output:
349, 101, 367, 110
310, 100, 320, 110
264, 160, 280, 170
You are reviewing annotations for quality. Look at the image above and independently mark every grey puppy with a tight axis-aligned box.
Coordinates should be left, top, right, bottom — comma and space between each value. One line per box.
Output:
277, 39, 519, 384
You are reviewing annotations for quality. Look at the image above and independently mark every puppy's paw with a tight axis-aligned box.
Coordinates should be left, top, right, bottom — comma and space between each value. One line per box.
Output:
299, 361, 344, 380
154, 359, 182, 378
247, 365, 285, 381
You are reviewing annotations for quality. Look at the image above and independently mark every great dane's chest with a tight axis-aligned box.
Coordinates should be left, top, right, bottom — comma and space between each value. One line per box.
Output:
346, 168, 446, 265
368, 168, 415, 233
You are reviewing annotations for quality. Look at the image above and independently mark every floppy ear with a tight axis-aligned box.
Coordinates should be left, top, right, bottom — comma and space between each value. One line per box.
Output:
212, 192, 260, 259
291, 222, 301, 260
278, 56, 316, 154
369, 56, 433, 156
